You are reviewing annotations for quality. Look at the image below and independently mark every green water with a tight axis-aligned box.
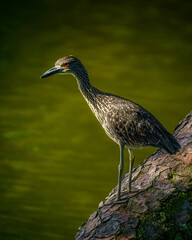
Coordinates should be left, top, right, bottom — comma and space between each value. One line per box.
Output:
0, 1, 191, 239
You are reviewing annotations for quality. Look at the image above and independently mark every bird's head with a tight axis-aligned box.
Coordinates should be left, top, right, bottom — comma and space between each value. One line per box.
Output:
41, 56, 85, 79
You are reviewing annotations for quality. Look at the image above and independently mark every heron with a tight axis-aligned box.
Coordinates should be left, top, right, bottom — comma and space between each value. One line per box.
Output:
41, 56, 180, 200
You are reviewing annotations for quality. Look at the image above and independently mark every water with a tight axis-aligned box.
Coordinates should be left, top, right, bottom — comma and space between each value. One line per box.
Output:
0, 1, 191, 239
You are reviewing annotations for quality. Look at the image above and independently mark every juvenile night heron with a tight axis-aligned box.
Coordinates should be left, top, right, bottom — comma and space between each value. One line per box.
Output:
41, 56, 180, 200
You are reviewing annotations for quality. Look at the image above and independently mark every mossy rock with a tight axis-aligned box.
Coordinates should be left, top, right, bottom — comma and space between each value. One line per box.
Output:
137, 189, 192, 240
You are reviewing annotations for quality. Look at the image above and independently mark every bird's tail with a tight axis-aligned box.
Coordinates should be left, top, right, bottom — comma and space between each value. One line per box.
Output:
158, 129, 181, 154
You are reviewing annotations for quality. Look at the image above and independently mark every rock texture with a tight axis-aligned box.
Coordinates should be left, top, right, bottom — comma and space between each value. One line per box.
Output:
76, 112, 192, 240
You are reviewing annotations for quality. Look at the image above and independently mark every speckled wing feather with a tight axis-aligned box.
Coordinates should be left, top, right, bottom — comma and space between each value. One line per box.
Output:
104, 97, 180, 153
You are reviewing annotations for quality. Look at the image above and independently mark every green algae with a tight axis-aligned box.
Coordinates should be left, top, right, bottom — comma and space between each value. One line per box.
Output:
137, 189, 192, 240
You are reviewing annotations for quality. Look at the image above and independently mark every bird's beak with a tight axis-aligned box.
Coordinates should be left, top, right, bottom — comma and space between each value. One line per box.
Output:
40, 66, 63, 78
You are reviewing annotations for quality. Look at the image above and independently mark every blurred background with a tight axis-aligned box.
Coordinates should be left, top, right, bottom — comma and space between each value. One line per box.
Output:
0, 0, 191, 239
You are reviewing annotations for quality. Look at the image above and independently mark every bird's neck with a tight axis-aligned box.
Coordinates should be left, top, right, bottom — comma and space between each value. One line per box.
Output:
73, 70, 100, 106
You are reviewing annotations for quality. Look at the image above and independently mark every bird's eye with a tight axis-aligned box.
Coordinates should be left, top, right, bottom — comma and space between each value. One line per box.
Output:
64, 63, 69, 67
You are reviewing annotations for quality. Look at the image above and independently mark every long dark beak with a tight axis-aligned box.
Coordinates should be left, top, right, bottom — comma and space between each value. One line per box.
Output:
40, 66, 63, 78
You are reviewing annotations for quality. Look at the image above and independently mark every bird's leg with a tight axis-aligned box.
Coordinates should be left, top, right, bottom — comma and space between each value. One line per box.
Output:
117, 144, 124, 200
128, 149, 134, 192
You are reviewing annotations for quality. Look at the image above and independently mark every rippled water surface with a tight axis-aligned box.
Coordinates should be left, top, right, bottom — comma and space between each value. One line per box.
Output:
0, 1, 192, 239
